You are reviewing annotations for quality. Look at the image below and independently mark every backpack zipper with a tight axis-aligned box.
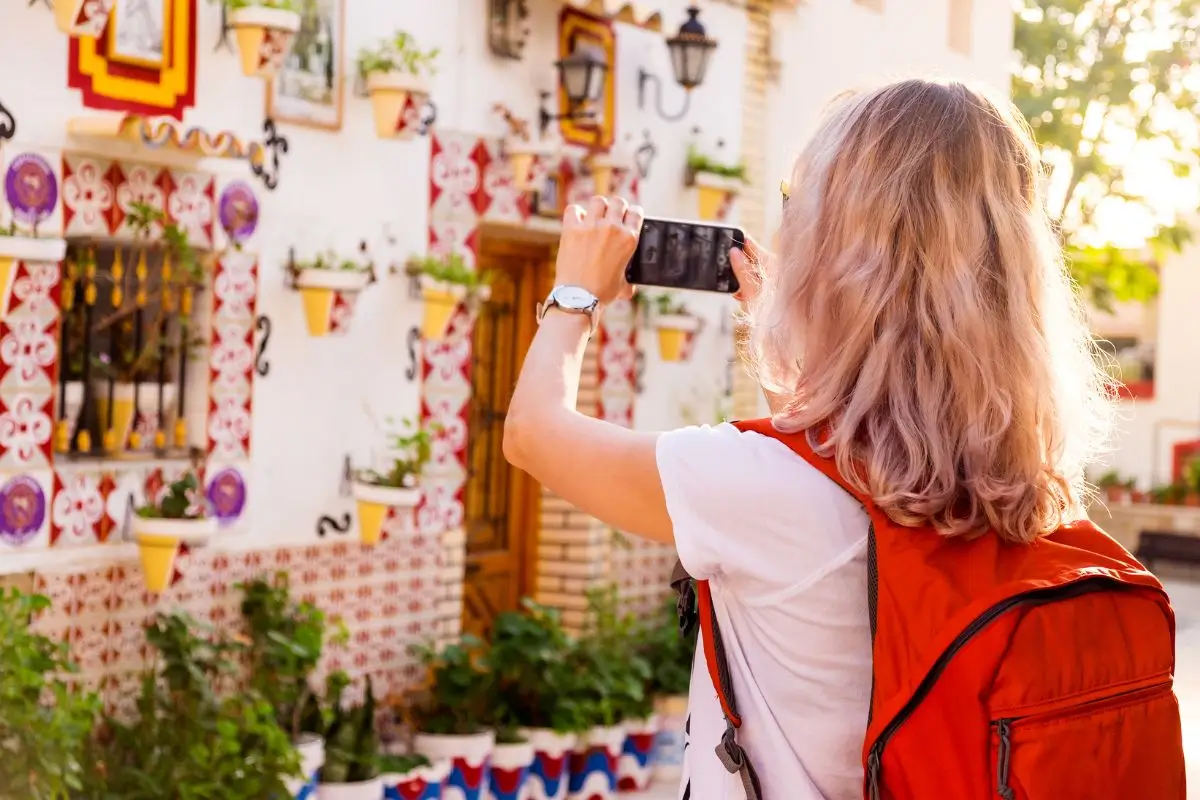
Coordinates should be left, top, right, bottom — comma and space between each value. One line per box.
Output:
993, 719, 1015, 800
865, 576, 1123, 800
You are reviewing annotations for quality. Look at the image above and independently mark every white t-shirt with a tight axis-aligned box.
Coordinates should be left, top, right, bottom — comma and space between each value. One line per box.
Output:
656, 423, 873, 800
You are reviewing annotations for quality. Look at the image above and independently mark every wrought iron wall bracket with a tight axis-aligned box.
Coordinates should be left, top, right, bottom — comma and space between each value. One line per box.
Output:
638, 69, 691, 122
539, 91, 595, 139
634, 350, 647, 394
634, 129, 657, 179
254, 314, 272, 377
405, 326, 421, 381
415, 99, 438, 137
339, 453, 353, 496
316, 513, 352, 538
0, 97, 16, 141
250, 118, 288, 191
28, 0, 51, 8
214, 4, 234, 52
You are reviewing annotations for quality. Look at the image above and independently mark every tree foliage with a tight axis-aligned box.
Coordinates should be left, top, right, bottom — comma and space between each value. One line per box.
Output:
1012, 0, 1200, 311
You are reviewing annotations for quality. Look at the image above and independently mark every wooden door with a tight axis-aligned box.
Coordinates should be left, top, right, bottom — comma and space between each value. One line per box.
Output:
462, 241, 553, 638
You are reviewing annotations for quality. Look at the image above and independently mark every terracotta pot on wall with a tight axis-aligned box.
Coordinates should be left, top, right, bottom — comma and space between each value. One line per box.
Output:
230, 6, 302, 78
293, 269, 372, 337
693, 172, 741, 222
131, 515, 217, 593
366, 72, 430, 139
653, 315, 700, 363
350, 483, 420, 546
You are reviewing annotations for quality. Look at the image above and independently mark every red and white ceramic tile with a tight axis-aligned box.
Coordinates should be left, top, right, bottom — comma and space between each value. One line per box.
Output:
163, 169, 216, 249
207, 250, 258, 464
328, 291, 358, 335
0, 260, 61, 472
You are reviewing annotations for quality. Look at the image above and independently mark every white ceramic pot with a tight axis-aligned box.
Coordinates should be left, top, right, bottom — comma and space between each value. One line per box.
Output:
294, 268, 373, 292
382, 759, 451, 799
352, 482, 422, 546
414, 731, 495, 800
618, 715, 660, 792
567, 726, 625, 800
519, 728, 577, 800
651, 695, 688, 784
316, 776, 384, 800
488, 740, 535, 799
0, 236, 67, 263
285, 733, 324, 798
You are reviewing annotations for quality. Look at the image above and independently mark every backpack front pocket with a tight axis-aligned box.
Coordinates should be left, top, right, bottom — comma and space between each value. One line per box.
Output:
990, 681, 1184, 800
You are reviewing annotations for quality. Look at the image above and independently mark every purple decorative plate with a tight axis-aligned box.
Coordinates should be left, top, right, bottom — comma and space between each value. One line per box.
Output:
218, 181, 259, 245
0, 476, 46, 546
207, 467, 247, 524
4, 153, 57, 228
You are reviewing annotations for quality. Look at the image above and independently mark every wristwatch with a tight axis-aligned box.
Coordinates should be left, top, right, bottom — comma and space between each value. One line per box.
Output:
537, 285, 601, 334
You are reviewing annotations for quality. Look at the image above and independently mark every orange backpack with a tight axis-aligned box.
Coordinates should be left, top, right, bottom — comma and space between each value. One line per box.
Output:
672, 418, 1185, 799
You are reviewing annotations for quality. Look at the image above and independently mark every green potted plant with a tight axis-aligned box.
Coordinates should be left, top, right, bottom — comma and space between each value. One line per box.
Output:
0, 589, 101, 800
241, 574, 343, 797
318, 676, 383, 799
131, 471, 215, 593
358, 31, 440, 139
649, 292, 700, 363
566, 588, 653, 800
488, 600, 588, 800
405, 636, 495, 800
210, 0, 302, 78
83, 611, 300, 799
353, 417, 433, 545
1095, 470, 1127, 503
634, 597, 696, 788
406, 252, 493, 341
685, 144, 748, 221
291, 250, 374, 337
1184, 458, 1200, 507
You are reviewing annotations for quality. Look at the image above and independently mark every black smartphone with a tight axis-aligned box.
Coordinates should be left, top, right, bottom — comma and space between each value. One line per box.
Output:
625, 217, 744, 294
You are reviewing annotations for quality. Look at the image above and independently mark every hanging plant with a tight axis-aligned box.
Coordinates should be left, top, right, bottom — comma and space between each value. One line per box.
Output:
685, 145, 748, 222
291, 250, 373, 337
130, 471, 215, 592
649, 293, 700, 363
406, 253, 493, 341
352, 417, 433, 545
213, 0, 302, 78
358, 31, 440, 139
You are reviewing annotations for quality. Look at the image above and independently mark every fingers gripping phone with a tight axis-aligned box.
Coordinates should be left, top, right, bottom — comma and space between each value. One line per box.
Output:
625, 217, 745, 294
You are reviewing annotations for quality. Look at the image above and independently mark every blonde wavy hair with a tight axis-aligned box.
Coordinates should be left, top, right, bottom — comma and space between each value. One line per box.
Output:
747, 79, 1113, 544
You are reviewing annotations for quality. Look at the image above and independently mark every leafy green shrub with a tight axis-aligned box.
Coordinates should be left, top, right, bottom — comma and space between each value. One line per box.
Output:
571, 588, 653, 727
403, 635, 493, 735
356, 418, 434, 490
637, 597, 695, 698
407, 253, 493, 292
685, 145, 748, 183
321, 677, 380, 784
358, 31, 440, 77
134, 472, 208, 520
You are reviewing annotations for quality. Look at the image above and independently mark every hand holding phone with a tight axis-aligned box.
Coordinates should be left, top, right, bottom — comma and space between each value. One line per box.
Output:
625, 217, 744, 294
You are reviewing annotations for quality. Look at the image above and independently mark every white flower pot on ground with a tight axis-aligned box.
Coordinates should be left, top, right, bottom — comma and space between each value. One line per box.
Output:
285, 734, 324, 799
651, 695, 688, 785
519, 729, 577, 800
230, 6, 302, 78
652, 315, 700, 363
618, 715, 660, 791
294, 268, 372, 337
567, 726, 625, 800
130, 514, 216, 593
382, 759, 450, 799
366, 71, 431, 139
693, 172, 742, 222
317, 776, 384, 800
414, 730, 495, 800
488, 739, 535, 800
351, 482, 420, 546
0, 236, 67, 263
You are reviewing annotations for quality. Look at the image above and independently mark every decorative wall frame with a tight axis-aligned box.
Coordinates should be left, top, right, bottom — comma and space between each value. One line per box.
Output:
265, 0, 346, 131
557, 7, 616, 150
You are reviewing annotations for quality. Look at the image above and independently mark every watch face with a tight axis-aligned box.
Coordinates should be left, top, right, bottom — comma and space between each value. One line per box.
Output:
554, 285, 596, 310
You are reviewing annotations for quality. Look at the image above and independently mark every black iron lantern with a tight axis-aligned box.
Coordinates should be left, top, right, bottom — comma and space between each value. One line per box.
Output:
638, 6, 718, 121
540, 39, 609, 136
666, 6, 717, 90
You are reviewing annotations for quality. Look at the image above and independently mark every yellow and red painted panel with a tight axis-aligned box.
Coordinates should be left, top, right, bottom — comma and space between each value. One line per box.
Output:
558, 6, 616, 151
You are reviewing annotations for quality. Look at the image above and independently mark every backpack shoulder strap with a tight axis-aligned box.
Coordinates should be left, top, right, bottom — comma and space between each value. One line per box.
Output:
670, 418, 869, 800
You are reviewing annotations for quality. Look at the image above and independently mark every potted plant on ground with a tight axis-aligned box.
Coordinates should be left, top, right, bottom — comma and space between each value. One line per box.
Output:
359, 31, 440, 139
567, 589, 653, 800
353, 417, 433, 545
406, 253, 493, 341
489, 600, 589, 800
0, 588, 101, 800
242, 574, 345, 799
83, 611, 301, 798
649, 293, 700, 363
685, 144, 748, 222
1185, 459, 1200, 507
292, 250, 374, 337
633, 597, 696, 788
379, 753, 451, 800
404, 636, 496, 800
1095, 470, 1127, 503
214, 0, 302, 78
318, 677, 384, 799
131, 471, 216, 593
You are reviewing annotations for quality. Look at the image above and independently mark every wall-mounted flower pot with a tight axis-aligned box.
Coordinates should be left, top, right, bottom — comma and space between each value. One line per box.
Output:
316, 776, 384, 800
366, 72, 430, 140
567, 726, 625, 800
505, 140, 554, 191
489, 740, 535, 800
382, 759, 449, 800
519, 729, 576, 800
285, 733, 325, 800
420, 277, 491, 342
54, 0, 113, 37
230, 6, 302, 78
131, 514, 217, 593
351, 482, 420, 546
693, 172, 742, 222
294, 269, 372, 337
617, 715, 659, 791
414, 731, 495, 800
95, 382, 177, 452
588, 154, 615, 197
0, 236, 68, 264
653, 315, 700, 363
651, 695, 687, 785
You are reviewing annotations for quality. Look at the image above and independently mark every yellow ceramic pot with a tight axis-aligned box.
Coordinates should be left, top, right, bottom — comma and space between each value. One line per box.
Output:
590, 157, 614, 196
131, 516, 217, 593
504, 140, 555, 190
694, 173, 741, 222
654, 315, 700, 363
366, 71, 430, 139
420, 282, 466, 341
352, 483, 421, 546
294, 268, 372, 337
95, 382, 177, 452
230, 7, 301, 78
